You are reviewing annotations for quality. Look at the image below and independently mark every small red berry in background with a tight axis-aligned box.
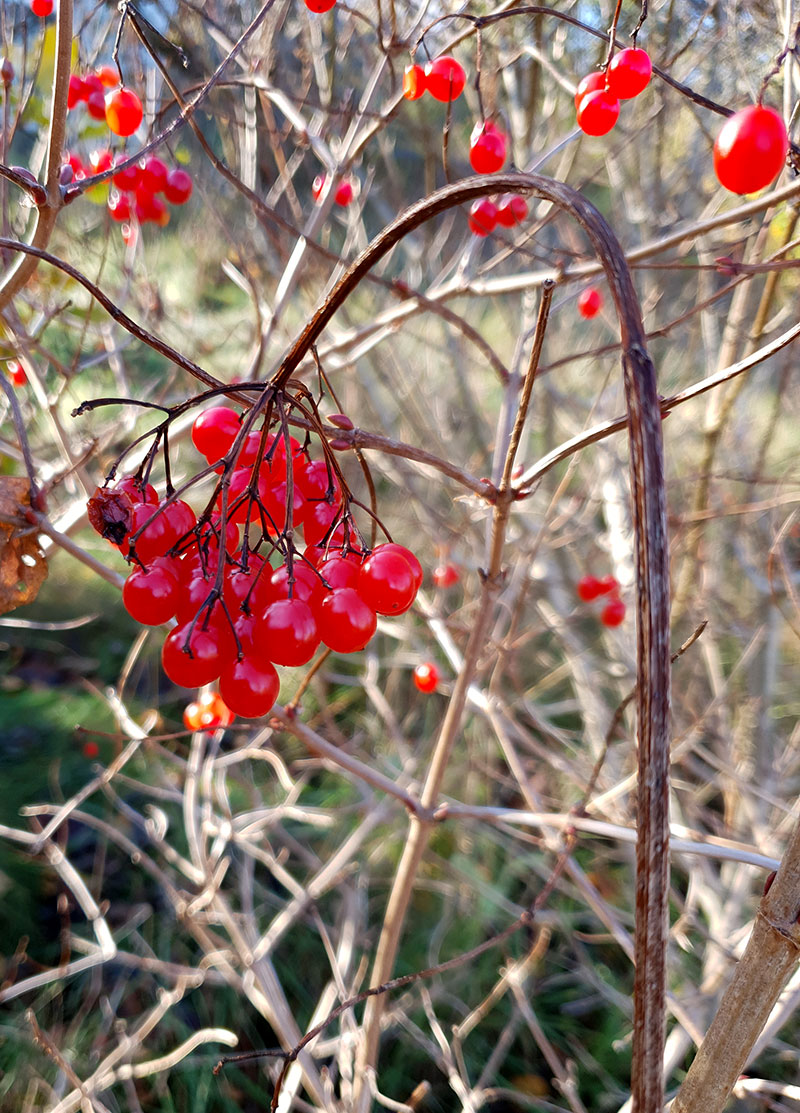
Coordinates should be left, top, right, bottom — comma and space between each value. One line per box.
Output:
413, 662, 440, 693
96, 64, 119, 88
576, 575, 604, 602
469, 121, 507, 174
424, 56, 466, 102
495, 194, 528, 227
600, 598, 626, 627
164, 168, 193, 205
576, 89, 620, 136
105, 87, 144, 137
607, 48, 652, 99
183, 691, 235, 731
403, 64, 426, 101
433, 562, 460, 588
31, 0, 53, 16
82, 740, 100, 759
713, 105, 789, 194
578, 288, 603, 318
468, 198, 498, 236
574, 71, 606, 110
304, 0, 336, 11
334, 179, 354, 206
87, 90, 107, 121
8, 361, 27, 386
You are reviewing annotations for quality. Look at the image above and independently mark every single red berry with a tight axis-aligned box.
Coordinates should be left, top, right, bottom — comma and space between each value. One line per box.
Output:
433, 562, 460, 588
223, 554, 268, 613
374, 544, 423, 591
600, 598, 626, 627
357, 549, 418, 615
105, 88, 144, 137
413, 662, 440, 693
495, 194, 528, 227
116, 476, 158, 505
96, 64, 120, 88
316, 587, 377, 653
303, 499, 343, 547
297, 459, 341, 503
607, 48, 652, 99
8, 361, 26, 386
164, 168, 193, 204
87, 90, 108, 121
220, 656, 280, 718
67, 74, 86, 108
82, 740, 100, 758
305, 0, 336, 11
255, 598, 320, 666
578, 288, 603, 318
576, 89, 620, 136
160, 498, 197, 548
597, 574, 619, 595
31, 0, 53, 16
468, 198, 498, 237
123, 558, 180, 625
162, 622, 237, 688
108, 192, 131, 222
141, 157, 168, 193
334, 179, 354, 206
469, 121, 507, 174
112, 159, 143, 192
192, 406, 241, 461
317, 555, 360, 593
403, 64, 426, 100
425, 56, 466, 102
713, 105, 789, 194
265, 561, 325, 609
577, 575, 604, 602
574, 71, 606, 110
312, 173, 327, 202
127, 502, 174, 565
83, 73, 104, 97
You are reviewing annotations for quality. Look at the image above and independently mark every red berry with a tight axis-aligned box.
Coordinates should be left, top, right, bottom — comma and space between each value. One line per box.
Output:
31, 0, 53, 16
413, 662, 440, 693
255, 598, 320, 666
334, 179, 354, 206
141, 156, 168, 193
578, 288, 603, 318
374, 543, 423, 591
83, 73, 104, 97
164, 168, 193, 204
305, 0, 336, 11
316, 587, 377, 653
468, 198, 498, 237
600, 598, 626, 627
303, 499, 342, 546
357, 549, 418, 615
495, 194, 528, 227
312, 173, 327, 202
82, 740, 100, 758
67, 74, 86, 109
607, 48, 652, 99
265, 561, 325, 608
576, 89, 620, 136
162, 622, 237, 688
432, 563, 460, 588
135, 189, 169, 226
123, 558, 180, 625
425, 56, 466, 102
108, 192, 131, 222
112, 159, 143, 192
127, 502, 174, 564
220, 657, 280, 718
403, 64, 426, 100
597, 574, 619, 595
87, 90, 107, 121
105, 88, 143, 137
297, 459, 341, 503
469, 121, 507, 174
116, 476, 158, 505
576, 575, 604, 602
318, 555, 360, 592
183, 691, 234, 731
8, 361, 26, 386
713, 105, 789, 194
96, 64, 120, 88
574, 71, 606, 110
192, 406, 241, 461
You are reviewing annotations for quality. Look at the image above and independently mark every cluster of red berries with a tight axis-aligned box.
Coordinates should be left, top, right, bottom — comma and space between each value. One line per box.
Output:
576, 574, 626, 626
468, 193, 527, 237
67, 67, 144, 138
574, 47, 652, 136
312, 174, 354, 207
403, 56, 467, 103
88, 407, 423, 719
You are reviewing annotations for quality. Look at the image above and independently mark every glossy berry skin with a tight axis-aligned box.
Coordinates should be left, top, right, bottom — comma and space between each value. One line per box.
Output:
108, 192, 131, 222
577, 575, 604, 602
413, 662, 440, 693
607, 48, 652, 99
31, 0, 53, 16
164, 168, 193, 204
96, 64, 120, 88
305, 0, 336, 11
8, 361, 26, 386
123, 559, 180, 625
468, 198, 498, 237
600, 598, 626, 627
334, 180, 354, 206
375, 544, 423, 591
220, 657, 280, 718
578, 288, 603, 318
162, 621, 237, 688
358, 550, 417, 615
183, 691, 234, 731
713, 105, 789, 194
469, 122, 507, 174
316, 588, 377, 653
113, 159, 143, 192
256, 598, 320, 666
574, 71, 606, 110
433, 563, 460, 588
576, 89, 620, 136
192, 406, 241, 460
141, 157, 168, 193
425, 56, 466, 102
105, 88, 143, 137
495, 194, 528, 227
597, 574, 619, 595
403, 64, 426, 100
127, 502, 173, 564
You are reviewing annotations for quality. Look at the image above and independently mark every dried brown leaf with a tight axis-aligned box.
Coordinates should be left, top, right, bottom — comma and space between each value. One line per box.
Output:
0, 477, 48, 615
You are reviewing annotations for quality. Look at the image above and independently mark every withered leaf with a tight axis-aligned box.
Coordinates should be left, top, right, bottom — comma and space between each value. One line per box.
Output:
0, 477, 48, 615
